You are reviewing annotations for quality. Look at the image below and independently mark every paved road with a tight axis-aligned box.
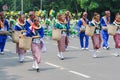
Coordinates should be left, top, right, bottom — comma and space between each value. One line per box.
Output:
0, 36, 120, 80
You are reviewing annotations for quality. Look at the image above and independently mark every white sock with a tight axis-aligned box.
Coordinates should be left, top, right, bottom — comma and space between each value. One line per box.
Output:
34, 60, 39, 69
57, 52, 61, 58
21, 54, 25, 61
60, 52, 64, 58
32, 61, 36, 68
92, 50, 97, 57
19, 55, 22, 61
115, 48, 119, 56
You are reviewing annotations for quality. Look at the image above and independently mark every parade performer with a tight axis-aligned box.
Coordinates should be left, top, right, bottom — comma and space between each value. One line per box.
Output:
65, 11, 71, 36
100, 10, 112, 50
14, 14, 28, 63
55, 14, 68, 60
49, 9, 56, 29
77, 12, 89, 50
65, 11, 70, 50
112, 14, 120, 57
26, 17, 44, 72
10, 15, 17, 30
0, 11, 10, 55
89, 13, 102, 58
26, 11, 35, 30
49, 15, 56, 30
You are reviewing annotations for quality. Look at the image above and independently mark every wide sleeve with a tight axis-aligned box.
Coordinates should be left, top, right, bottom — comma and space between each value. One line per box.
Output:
55, 22, 63, 29
100, 17, 107, 27
14, 25, 19, 31
5, 20, 10, 31
89, 22, 95, 27
25, 27, 33, 37
26, 20, 31, 27
38, 27, 44, 38
77, 20, 82, 32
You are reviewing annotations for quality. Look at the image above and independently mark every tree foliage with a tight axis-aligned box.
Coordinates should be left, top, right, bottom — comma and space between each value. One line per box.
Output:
0, 0, 120, 18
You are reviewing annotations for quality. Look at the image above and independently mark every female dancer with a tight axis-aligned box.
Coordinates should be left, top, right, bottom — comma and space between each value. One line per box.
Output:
113, 14, 120, 57
89, 13, 102, 58
26, 17, 44, 72
55, 14, 68, 60
14, 14, 28, 63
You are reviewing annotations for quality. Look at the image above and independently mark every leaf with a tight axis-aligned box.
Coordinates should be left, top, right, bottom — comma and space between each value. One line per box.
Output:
88, 2, 99, 10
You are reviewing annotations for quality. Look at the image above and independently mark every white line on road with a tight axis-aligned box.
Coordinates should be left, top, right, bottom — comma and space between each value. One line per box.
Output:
5, 49, 11, 52
6, 49, 91, 79
53, 43, 79, 50
69, 70, 91, 79
45, 62, 60, 68
45, 62, 91, 79
68, 46, 79, 49
1, 57, 18, 59
26, 56, 33, 59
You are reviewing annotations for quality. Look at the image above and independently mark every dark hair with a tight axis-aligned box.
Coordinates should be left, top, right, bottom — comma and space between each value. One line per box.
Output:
93, 12, 100, 20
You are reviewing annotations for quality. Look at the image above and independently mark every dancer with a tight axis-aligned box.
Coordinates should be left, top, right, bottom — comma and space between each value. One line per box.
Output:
55, 14, 68, 60
101, 10, 112, 50
0, 11, 10, 55
14, 14, 28, 63
89, 13, 102, 58
77, 12, 89, 50
26, 17, 44, 72
113, 14, 120, 57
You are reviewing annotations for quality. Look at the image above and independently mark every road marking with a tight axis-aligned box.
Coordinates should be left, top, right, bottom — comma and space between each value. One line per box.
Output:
1, 57, 18, 59
26, 56, 33, 59
53, 43, 79, 50
5, 49, 10, 52
45, 62, 60, 68
60, 67, 65, 70
45, 62, 91, 79
69, 70, 91, 78
5, 48, 91, 79
68, 46, 79, 49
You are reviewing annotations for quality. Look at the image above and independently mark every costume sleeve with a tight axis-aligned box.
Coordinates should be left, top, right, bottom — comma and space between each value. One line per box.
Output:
100, 17, 107, 27
14, 25, 19, 31
55, 22, 63, 29
77, 20, 82, 32
5, 20, 10, 31
25, 27, 32, 37
39, 27, 44, 38
89, 22, 94, 27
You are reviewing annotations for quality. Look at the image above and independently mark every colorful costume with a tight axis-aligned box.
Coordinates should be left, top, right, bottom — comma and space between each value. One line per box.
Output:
0, 19, 9, 54
112, 21, 120, 56
55, 21, 68, 60
26, 24, 44, 70
66, 17, 70, 36
89, 20, 102, 49
14, 21, 28, 62
26, 18, 33, 30
100, 16, 112, 49
77, 18, 89, 49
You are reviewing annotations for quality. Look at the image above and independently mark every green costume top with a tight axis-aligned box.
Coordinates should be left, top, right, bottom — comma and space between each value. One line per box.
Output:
113, 21, 120, 26
45, 18, 50, 26
55, 21, 66, 30
10, 18, 17, 29
113, 21, 120, 34
89, 20, 101, 34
